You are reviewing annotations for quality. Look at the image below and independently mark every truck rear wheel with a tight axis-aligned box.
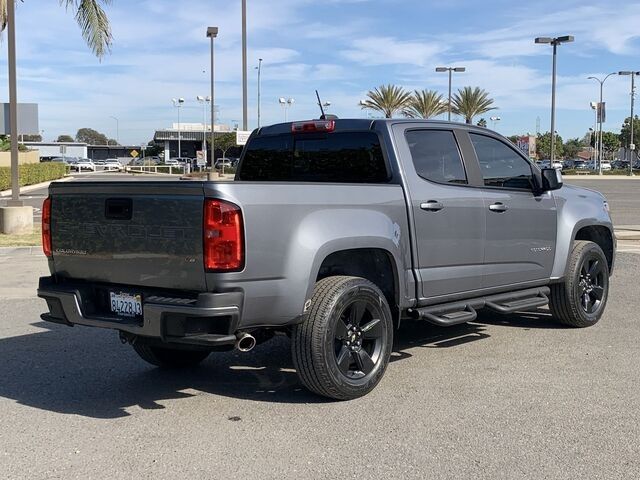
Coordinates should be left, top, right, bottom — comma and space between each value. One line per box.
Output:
132, 343, 210, 368
549, 240, 609, 328
291, 276, 393, 400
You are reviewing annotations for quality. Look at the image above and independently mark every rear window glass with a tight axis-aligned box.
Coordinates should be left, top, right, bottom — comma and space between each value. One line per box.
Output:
237, 132, 389, 182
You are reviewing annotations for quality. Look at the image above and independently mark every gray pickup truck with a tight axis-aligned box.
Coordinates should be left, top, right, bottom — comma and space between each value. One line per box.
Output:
38, 119, 615, 400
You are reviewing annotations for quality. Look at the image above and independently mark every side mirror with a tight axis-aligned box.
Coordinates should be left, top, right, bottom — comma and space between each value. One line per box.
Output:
541, 168, 563, 192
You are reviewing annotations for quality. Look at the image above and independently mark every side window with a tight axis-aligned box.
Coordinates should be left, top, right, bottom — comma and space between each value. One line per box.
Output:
469, 133, 533, 189
405, 130, 467, 185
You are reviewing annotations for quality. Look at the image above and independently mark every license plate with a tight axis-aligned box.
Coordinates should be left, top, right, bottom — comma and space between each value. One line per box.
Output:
110, 291, 143, 317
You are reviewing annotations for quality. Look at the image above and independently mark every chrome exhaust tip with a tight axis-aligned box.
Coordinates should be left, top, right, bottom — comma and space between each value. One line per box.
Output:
235, 333, 256, 352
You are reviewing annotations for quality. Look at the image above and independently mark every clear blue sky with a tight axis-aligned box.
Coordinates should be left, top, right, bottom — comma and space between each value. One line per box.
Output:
1, 0, 639, 145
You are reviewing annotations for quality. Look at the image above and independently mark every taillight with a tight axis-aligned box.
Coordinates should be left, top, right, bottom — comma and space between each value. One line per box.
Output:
203, 199, 244, 271
291, 120, 335, 133
42, 196, 52, 257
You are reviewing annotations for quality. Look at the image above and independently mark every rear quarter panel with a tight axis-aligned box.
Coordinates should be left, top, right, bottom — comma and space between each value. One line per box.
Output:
203, 182, 412, 328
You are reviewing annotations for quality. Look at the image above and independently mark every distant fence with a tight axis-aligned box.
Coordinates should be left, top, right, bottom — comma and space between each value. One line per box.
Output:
125, 165, 186, 175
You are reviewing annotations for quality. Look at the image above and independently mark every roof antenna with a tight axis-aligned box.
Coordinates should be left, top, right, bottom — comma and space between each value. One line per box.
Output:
315, 90, 326, 119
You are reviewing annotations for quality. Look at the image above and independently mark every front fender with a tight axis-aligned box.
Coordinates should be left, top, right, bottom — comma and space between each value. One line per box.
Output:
550, 185, 614, 280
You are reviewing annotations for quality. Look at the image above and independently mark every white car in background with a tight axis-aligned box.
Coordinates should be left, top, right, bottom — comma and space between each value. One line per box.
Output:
103, 159, 123, 171
600, 161, 612, 171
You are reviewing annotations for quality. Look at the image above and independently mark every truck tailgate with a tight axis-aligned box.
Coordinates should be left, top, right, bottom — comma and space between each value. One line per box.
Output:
49, 181, 207, 291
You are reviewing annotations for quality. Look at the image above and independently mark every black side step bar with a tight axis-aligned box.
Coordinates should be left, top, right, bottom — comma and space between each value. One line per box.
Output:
409, 287, 550, 327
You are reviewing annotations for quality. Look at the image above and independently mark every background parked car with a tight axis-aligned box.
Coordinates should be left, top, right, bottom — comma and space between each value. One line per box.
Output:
73, 159, 96, 172
215, 158, 233, 170
103, 159, 123, 171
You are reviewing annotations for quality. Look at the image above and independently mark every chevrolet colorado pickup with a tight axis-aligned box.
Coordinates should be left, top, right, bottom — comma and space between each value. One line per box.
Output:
38, 119, 615, 400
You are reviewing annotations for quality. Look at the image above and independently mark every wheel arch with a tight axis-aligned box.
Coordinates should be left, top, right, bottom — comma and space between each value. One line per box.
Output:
574, 225, 614, 274
551, 220, 615, 280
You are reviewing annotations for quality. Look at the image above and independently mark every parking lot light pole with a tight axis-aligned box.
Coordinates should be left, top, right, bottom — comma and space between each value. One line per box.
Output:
618, 71, 640, 176
435, 66, 466, 121
278, 97, 294, 122
171, 98, 184, 158
588, 73, 616, 175
6, 0, 21, 206
242, 0, 248, 131
255, 58, 263, 128
196, 96, 211, 159
207, 27, 218, 166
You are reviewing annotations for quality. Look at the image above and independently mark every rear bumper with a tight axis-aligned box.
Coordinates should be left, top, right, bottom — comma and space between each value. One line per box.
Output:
37, 276, 242, 348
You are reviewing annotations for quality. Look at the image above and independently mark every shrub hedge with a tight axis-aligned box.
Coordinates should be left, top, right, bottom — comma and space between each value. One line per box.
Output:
0, 163, 68, 191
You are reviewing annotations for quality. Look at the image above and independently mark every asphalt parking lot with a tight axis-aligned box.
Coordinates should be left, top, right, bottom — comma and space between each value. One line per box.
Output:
1, 249, 639, 479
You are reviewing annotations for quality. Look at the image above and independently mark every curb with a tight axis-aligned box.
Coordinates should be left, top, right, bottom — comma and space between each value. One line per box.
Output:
616, 231, 640, 241
0, 176, 73, 198
0, 246, 44, 257
564, 175, 640, 180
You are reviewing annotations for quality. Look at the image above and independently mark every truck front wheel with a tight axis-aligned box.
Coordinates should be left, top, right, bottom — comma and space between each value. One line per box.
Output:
549, 240, 610, 327
132, 343, 210, 368
292, 276, 393, 400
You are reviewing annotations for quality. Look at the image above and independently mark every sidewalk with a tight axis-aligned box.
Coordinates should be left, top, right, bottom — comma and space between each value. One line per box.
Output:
0, 176, 72, 198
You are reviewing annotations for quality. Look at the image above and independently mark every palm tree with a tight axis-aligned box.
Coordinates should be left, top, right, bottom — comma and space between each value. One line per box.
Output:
452, 87, 496, 124
360, 84, 412, 118
1, 0, 112, 58
403, 89, 447, 119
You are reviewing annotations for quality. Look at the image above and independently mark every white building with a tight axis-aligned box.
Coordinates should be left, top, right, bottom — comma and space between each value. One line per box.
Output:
23, 142, 88, 160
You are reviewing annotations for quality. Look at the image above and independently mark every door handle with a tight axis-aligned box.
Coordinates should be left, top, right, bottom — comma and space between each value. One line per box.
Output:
420, 201, 444, 212
489, 202, 508, 213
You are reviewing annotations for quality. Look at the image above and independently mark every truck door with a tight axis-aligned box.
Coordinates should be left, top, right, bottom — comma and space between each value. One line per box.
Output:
466, 132, 557, 288
392, 125, 486, 301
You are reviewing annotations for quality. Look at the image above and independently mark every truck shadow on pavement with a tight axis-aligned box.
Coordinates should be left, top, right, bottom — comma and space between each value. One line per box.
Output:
0, 310, 560, 418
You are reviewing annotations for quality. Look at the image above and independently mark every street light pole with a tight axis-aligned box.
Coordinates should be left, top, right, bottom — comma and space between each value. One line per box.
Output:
241, 0, 248, 131
207, 27, 218, 166
109, 116, 119, 145
436, 66, 466, 121
588, 73, 616, 174
618, 71, 640, 176
535, 35, 574, 163
256, 58, 263, 128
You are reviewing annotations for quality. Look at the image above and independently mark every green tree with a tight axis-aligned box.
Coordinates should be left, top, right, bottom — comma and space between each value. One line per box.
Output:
76, 127, 108, 145
507, 135, 519, 145
476, 118, 487, 127
216, 132, 237, 159
536, 131, 564, 159
619, 115, 640, 148
360, 84, 411, 118
403, 90, 446, 119
1, 1, 112, 58
563, 138, 583, 159
452, 86, 496, 124
56, 134, 75, 142
601, 131, 621, 158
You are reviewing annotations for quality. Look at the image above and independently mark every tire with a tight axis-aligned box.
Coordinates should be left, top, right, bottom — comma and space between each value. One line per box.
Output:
549, 240, 609, 327
132, 343, 210, 368
291, 276, 394, 400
